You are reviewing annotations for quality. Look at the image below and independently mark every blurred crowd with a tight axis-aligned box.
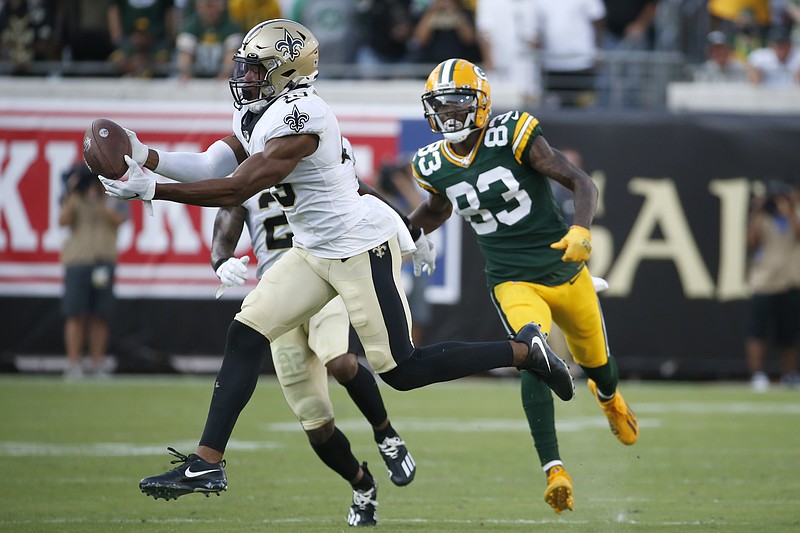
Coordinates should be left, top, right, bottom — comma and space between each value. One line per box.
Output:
693, 0, 800, 85
0, 0, 485, 80
1, 0, 799, 107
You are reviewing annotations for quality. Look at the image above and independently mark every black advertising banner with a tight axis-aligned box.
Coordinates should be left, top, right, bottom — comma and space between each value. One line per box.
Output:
422, 112, 800, 379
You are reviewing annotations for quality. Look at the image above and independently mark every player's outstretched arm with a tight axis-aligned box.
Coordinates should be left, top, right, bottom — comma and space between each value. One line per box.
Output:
141, 134, 247, 183
153, 134, 317, 207
527, 135, 597, 229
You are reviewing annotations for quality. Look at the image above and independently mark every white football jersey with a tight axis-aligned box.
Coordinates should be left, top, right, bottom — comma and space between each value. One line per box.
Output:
242, 191, 416, 280
241, 137, 416, 280
231, 86, 395, 258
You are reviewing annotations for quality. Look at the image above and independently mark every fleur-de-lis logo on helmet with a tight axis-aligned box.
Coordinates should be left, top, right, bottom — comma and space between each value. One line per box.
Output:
274, 28, 304, 61
284, 105, 310, 133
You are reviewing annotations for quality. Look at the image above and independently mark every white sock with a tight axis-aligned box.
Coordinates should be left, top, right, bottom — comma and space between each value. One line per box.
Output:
597, 388, 616, 401
542, 460, 563, 473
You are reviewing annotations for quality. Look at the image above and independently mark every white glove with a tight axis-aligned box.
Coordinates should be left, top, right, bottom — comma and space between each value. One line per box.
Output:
99, 155, 156, 201
124, 127, 150, 166
412, 231, 436, 276
591, 276, 609, 293
215, 255, 250, 287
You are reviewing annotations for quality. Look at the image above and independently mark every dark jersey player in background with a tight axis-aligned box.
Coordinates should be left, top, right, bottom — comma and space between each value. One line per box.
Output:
408, 58, 639, 514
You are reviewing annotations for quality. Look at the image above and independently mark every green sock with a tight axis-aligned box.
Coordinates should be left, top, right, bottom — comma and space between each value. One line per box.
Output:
520, 371, 559, 467
581, 355, 619, 398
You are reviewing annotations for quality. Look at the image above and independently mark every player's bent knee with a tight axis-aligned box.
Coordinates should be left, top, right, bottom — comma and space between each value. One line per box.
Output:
227, 319, 269, 356
305, 419, 335, 445
326, 353, 358, 383
291, 394, 335, 429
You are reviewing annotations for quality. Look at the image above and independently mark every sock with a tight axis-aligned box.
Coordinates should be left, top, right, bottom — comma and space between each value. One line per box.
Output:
353, 465, 375, 491
199, 321, 268, 451
380, 341, 514, 391
309, 426, 360, 483
543, 461, 564, 474
520, 371, 560, 467
581, 355, 619, 399
341, 363, 389, 430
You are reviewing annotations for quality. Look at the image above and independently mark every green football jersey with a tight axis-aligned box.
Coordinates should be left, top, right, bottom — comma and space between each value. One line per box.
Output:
411, 110, 581, 287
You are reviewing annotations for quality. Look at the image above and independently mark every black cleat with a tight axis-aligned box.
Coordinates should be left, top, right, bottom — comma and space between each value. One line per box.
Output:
139, 447, 227, 501
514, 323, 575, 401
347, 463, 378, 527
377, 435, 416, 486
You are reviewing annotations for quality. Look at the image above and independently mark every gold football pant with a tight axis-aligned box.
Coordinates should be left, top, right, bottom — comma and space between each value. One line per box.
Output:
235, 237, 412, 375
491, 267, 609, 368
271, 296, 352, 431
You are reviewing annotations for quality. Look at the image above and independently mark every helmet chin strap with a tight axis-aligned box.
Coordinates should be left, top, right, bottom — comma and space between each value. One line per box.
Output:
443, 128, 474, 143
246, 80, 303, 113
247, 101, 268, 113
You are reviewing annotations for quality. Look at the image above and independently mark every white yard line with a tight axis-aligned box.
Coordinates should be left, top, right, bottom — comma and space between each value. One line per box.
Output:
265, 416, 662, 433
0, 440, 281, 457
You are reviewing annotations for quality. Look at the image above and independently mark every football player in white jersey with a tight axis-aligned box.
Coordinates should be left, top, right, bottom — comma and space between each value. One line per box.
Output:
100, 19, 574, 523
211, 139, 417, 525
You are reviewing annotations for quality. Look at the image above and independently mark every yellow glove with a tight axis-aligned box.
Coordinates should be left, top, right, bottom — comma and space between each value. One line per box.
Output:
550, 225, 592, 263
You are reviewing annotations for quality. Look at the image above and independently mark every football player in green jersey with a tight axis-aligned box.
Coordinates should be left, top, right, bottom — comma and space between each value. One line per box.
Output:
408, 58, 639, 514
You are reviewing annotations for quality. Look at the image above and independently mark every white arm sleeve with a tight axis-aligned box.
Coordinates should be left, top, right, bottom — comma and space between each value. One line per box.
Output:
154, 139, 240, 183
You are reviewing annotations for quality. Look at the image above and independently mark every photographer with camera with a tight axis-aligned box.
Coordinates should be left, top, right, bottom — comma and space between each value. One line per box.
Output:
745, 180, 800, 391
59, 162, 128, 378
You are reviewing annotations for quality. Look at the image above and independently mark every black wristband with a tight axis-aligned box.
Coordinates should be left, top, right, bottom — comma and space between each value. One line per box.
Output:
213, 257, 231, 273
401, 215, 423, 241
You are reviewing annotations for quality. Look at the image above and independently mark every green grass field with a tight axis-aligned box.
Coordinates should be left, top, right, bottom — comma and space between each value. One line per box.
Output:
1, 375, 798, 532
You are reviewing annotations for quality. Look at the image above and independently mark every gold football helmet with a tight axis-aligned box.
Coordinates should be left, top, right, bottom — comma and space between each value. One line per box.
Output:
229, 19, 319, 112
422, 59, 491, 143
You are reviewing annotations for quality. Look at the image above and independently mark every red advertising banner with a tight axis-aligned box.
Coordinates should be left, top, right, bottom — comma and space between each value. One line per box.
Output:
0, 100, 400, 299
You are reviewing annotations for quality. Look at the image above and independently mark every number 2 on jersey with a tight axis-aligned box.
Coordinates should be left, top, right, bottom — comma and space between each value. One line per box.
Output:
258, 189, 293, 250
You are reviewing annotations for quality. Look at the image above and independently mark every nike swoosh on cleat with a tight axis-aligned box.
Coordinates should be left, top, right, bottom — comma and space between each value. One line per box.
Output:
531, 336, 551, 372
184, 467, 220, 478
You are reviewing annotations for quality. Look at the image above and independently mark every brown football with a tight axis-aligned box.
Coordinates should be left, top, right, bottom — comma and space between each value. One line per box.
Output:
83, 119, 131, 180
